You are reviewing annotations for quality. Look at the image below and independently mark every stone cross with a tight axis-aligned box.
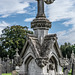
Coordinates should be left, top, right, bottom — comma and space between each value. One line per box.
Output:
37, 0, 55, 17
15, 48, 19, 57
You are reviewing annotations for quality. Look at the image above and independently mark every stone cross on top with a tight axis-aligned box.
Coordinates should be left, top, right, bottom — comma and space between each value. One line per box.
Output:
15, 48, 20, 57
37, 0, 55, 17
31, 0, 55, 44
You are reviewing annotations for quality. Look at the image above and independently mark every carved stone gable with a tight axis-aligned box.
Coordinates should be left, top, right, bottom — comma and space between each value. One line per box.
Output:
36, 34, 57, 57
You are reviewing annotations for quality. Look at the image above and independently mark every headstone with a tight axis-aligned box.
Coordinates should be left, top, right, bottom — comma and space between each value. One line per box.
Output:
0, 58, 2, 75
7, 55, 11, 73
2, 58, 6, 73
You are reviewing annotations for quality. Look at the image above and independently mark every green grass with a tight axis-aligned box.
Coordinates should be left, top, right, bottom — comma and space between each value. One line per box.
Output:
68, 69, 72, 75
2, 73, 12, 75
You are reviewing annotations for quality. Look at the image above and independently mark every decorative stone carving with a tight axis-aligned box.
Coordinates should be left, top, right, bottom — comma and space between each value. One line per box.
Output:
36, 34, 57, 57
31, 17, 51, 29
35, 57, 48, 68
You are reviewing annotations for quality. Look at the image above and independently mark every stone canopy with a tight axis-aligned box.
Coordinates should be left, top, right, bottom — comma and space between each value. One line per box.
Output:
19, 33, 63, 75
20, 34, 62, 59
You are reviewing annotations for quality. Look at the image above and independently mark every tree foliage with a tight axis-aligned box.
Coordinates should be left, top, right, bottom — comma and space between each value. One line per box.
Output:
0, 46, 8, 58
0, 25, 33, 58
60, 42, 75, 58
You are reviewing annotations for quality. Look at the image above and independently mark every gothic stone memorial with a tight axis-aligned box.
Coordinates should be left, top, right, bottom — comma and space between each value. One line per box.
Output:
19, 0, 63, 75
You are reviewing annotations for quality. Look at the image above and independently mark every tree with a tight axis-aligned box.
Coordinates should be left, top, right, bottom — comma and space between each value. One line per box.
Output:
1, 25, 33, 58
0, 46, 8, 58
60, 42, 75, 58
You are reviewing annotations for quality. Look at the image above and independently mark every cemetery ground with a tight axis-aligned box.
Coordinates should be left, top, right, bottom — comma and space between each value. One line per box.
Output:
2, 73, 12, 75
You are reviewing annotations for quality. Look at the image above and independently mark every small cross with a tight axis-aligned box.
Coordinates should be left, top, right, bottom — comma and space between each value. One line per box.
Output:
15, 48, 19, 57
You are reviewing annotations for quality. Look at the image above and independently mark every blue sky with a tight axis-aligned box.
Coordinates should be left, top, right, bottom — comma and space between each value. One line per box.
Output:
0, 0, 75, 45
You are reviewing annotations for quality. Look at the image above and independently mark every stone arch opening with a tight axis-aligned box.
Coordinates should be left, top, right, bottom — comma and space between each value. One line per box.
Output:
25, 56, 36, 75
49, 56, 57, 71
48, 56, 58, 75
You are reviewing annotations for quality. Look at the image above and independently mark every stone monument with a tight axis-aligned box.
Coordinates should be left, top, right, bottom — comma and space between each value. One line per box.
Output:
19, 0, 63, 75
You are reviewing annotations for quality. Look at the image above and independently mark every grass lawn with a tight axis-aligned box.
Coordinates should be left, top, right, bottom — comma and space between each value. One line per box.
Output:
2, 73, 12, 75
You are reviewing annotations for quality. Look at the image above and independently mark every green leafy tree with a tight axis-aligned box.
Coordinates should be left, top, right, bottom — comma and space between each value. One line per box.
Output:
0, 46, 8, 58
60, 42, 75, 58
1, 25, 33, 58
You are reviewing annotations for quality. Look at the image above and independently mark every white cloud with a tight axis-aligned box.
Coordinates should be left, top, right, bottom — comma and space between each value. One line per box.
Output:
24, 17, 34, 22
57, 26, 75, 45
47, 0, 75, 45
0, 0, 30, 18
0, 21, 10, 34
48, 0, 75, 22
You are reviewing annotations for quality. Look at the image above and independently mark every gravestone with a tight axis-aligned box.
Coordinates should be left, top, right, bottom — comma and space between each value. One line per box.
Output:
2, 58, 6, 73
0, 58, 2, 75
2, 56, 14, 73
6, 55, 11, 73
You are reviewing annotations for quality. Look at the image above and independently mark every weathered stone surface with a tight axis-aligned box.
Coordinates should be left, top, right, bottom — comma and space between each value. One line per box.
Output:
19, 0, 63, 75
35, 57, 48, 68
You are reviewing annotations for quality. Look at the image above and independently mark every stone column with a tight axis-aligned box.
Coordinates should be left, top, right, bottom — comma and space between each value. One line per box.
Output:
0, 58, 2, 75
37, 0, 45, 17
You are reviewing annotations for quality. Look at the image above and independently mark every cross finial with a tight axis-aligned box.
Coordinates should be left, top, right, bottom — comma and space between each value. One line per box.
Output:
36, 0, 55, 18
15, 48, 19, 57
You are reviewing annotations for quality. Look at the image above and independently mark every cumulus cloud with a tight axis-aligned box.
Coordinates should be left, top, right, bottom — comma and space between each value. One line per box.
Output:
47, 0, 75, 45
24, 17, 35, 22
0, 21, 10, 34
0, 0, 30, 18
57, 27, 75, 45
48, 0, 75, 22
